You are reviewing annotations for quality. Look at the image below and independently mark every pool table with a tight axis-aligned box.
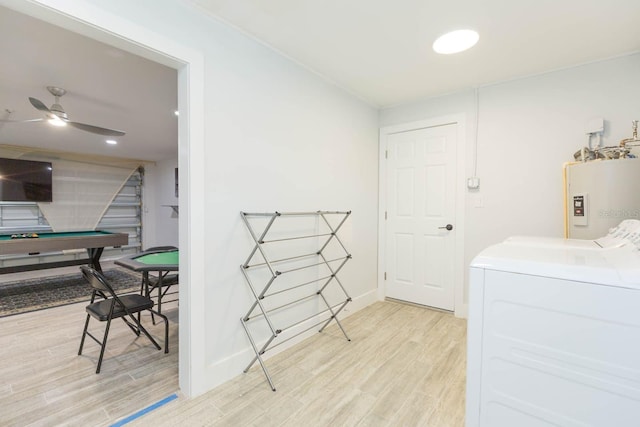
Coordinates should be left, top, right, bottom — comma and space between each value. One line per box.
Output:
0, 230, 128, 274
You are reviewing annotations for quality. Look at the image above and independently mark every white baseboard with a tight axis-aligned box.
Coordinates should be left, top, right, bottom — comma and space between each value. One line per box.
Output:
455, 303, 468, 319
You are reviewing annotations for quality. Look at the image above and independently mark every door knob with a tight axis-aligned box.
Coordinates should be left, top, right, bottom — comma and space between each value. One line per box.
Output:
438, 224, 453, 231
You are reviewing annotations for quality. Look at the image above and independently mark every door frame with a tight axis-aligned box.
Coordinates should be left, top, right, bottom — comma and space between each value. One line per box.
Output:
378, 114, 467, 317
4, 0, 207, 396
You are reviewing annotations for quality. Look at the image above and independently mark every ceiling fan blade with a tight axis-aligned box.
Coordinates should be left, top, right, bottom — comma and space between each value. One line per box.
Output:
0, 118, 44, 123
66, 121, 126, 136
29, 97, 52, 114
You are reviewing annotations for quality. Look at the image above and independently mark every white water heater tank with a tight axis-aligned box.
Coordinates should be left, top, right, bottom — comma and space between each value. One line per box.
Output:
566, 158, 640, 239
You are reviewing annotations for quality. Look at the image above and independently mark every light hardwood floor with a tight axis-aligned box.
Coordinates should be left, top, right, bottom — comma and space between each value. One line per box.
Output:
1, 296, 466, 427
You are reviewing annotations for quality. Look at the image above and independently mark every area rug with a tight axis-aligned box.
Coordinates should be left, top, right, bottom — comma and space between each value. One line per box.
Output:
0, 267, 141, 318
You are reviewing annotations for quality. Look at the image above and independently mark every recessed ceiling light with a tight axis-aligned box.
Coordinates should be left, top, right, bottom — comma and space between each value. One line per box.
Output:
106, 139, 117, 145
433, 29, 479, 54
174, 110, 179, 116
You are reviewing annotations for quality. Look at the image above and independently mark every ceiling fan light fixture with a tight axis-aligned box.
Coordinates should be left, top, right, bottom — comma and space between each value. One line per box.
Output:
433, 29, 479, 54
105, 139, 117, 145
27, 87, 126, 137
48, 117, 67, 127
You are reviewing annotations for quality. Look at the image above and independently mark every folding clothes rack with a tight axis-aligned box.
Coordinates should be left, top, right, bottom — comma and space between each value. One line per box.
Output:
240, 210, 353, 391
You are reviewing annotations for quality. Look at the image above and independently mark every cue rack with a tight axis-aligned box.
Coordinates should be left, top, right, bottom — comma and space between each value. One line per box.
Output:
240, 210, 353, 391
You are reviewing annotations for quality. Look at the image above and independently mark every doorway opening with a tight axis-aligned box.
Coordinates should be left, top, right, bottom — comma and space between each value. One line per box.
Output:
2, 0, 206, 398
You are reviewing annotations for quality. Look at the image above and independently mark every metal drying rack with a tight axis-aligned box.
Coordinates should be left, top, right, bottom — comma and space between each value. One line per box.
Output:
239, 210, 353, 391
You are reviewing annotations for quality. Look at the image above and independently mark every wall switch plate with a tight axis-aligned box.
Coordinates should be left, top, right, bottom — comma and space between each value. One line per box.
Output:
467, 177, 480, 189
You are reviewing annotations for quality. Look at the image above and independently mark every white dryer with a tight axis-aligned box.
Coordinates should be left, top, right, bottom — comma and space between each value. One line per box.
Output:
466, 224, 640, 427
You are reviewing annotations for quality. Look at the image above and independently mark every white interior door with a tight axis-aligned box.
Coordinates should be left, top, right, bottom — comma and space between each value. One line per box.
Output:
385, 123, 457, 310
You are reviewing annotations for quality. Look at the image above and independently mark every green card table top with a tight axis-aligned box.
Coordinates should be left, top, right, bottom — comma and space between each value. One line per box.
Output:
115, 249, 179, 317
115, 250, 179, 272
0, 230, 128, 274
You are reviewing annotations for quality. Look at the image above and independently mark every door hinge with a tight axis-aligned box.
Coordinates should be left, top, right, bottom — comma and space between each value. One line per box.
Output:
385, 150, 388, 159
384, 272, 387, 280
385, 211, 387, 220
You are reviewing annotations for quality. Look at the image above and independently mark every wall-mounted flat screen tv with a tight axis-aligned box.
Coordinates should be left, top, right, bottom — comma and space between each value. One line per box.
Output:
0, 158, 53, 202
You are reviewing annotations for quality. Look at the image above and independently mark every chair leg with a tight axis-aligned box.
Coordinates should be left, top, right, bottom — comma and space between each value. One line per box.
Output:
121, 317, 142, 336
164, 314, 169, 354
151, 284, 163, 326
127, 313, 162, 351
148, 308, 169, 353
139, 271, 154, 324
149, 296, 157, 325
96, 318, 113, 374
138, 278, 145, 325
159, 311, 169, 353
78, 313, 91, 355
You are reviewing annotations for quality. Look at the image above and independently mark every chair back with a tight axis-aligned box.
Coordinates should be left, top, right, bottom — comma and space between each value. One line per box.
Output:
80, 266, 118, 299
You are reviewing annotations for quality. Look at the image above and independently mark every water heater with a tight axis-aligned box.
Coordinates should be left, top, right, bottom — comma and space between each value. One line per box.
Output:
565, 159, 640, 239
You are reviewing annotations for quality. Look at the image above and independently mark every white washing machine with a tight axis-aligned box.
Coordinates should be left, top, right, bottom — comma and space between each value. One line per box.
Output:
466, 223, 640, 427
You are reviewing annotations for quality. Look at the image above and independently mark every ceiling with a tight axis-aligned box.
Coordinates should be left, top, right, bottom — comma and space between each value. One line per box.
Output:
1, 2, 639, 161
190, 0, 640, 107
0, 6, 178, 162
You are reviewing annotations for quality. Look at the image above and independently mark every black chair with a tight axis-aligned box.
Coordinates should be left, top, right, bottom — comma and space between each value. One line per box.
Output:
148, 273, 179, 314
78, 266, 169, 373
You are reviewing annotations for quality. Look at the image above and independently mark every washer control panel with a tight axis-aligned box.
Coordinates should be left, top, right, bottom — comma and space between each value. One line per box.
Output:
596, 219, 640, 249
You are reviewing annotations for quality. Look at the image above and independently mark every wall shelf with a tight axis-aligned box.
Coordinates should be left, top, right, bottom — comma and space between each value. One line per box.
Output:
162, 204, 179, 215
240, 210, 352, 391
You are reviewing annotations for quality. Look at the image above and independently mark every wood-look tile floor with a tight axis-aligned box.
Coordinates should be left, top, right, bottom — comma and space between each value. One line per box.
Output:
131, 301, 467, 427
0, 297, 179, 427
0, 296, 466, 426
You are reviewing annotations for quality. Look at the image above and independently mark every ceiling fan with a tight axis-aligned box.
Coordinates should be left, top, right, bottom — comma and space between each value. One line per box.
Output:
2, 86, 125, 137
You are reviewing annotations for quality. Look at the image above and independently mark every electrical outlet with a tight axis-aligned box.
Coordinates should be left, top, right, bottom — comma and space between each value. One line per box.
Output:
467, 177, 480, 189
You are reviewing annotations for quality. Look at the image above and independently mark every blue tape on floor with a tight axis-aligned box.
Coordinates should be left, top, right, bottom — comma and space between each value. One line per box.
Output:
110, 393, 178, 427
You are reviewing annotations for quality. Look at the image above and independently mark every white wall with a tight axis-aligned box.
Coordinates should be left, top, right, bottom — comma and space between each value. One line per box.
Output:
23, 0, 380, 396
143, 159, 179, 249
381, 52, 640, 305
15, 0, 638, 400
